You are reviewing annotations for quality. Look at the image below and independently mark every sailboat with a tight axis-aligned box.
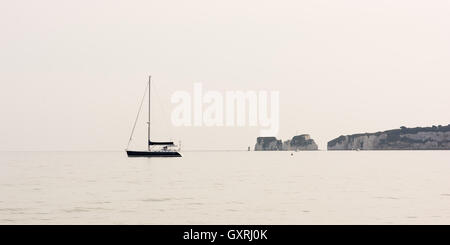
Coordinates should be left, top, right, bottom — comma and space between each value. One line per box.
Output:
126, 76, 182, 157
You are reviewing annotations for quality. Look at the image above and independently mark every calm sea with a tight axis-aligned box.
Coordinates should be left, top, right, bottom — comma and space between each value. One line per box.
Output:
1, 151, 450, 224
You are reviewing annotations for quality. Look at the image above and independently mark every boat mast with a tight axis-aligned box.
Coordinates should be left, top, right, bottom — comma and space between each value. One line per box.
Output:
148, 75, 151, 151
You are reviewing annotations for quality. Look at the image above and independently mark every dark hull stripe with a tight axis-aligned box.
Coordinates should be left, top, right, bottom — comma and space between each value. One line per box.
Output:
126, 151, 182, 157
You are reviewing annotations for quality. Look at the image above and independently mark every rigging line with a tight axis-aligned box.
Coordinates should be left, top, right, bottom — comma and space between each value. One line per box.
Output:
126, 81, 149, 149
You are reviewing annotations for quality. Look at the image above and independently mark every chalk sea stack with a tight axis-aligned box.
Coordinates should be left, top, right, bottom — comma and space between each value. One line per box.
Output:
255, 134, 319, 151
327, 125, 450, 150
282, 134, 319, 151
254, 137, 282, 151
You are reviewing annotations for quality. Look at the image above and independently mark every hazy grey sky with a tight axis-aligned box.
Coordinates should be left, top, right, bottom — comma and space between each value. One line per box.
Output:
1, 0, 449, 151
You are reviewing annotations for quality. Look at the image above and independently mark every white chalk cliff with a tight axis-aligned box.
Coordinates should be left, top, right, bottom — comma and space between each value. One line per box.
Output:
328, 125, 450, 150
